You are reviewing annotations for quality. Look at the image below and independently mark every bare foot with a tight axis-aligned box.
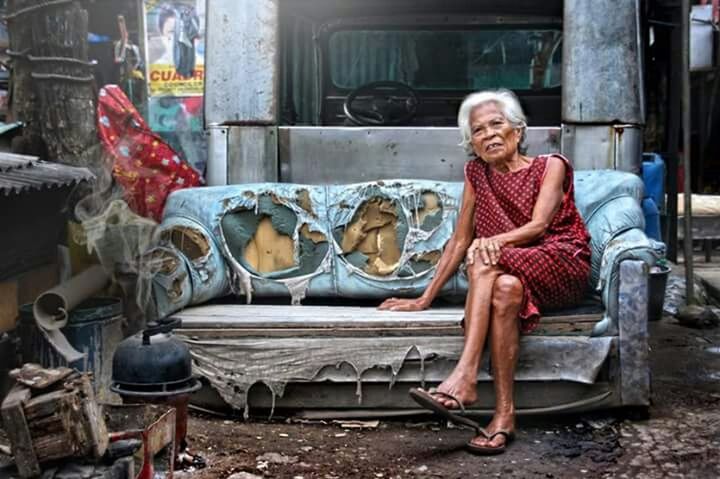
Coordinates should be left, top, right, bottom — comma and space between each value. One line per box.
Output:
429, 366, 478, 409
469, 413, 516, 449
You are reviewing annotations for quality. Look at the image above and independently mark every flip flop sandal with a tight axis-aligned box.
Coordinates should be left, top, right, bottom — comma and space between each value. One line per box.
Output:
408, 387, 484, 433
465, 429, 516, 456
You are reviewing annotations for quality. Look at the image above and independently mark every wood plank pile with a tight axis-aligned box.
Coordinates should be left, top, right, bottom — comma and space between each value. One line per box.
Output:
0, 364, 108, 478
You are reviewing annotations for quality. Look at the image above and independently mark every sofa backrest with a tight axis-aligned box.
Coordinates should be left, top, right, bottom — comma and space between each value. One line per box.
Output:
158, 170, 647, 309
573, 170, 646, 286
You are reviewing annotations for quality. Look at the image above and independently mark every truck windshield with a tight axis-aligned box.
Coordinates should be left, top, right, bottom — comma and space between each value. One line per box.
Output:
328, 29, 562, 91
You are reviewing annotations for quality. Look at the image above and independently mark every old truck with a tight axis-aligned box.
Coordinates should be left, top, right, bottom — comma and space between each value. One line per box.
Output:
145, 0, 662, 416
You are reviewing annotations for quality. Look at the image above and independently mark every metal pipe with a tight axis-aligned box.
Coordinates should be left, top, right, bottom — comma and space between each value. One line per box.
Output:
33, 265, 110, 362
681, 0, 694, 304
665, 21, 682, 262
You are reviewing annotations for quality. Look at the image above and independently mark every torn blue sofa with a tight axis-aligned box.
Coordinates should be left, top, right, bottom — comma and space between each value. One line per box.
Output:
144, 169, 662, 414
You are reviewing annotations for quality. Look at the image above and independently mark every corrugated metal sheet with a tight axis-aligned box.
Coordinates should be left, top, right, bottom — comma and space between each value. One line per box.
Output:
0, 152, 94, 196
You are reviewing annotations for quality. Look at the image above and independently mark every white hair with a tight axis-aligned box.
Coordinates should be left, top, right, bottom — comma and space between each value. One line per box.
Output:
457, 89, 528, 155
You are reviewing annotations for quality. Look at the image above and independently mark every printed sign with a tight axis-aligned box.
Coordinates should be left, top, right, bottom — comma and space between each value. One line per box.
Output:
145, 0, 205, 97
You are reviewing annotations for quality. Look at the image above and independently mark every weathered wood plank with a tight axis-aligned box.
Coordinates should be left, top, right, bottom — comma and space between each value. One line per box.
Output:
180, 319, 595, 339
23, 389, 70, 421
0, 384, 40, 478
78, 374, 108, 458
28, 414, 64, 436
10, 364, 75, 389
175, 304, 602, 333
33, 432, 73, 462
180, 326, 463, 339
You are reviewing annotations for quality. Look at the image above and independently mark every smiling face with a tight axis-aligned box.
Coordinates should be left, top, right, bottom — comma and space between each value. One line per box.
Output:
469, 102, 523, 166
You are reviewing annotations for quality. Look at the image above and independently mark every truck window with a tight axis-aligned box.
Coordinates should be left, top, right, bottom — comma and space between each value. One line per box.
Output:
328, 29, 562, 92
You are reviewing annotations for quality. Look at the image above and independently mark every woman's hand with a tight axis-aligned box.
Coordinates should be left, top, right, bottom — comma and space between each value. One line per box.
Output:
378, 296, 430, 311
466, 237, 504, 266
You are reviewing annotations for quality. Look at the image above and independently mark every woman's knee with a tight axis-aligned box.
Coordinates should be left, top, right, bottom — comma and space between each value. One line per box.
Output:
492, 275, 524, 310
466, 261, 496, 282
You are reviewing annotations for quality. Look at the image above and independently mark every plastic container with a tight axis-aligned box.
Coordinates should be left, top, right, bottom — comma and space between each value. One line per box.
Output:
17, 297, 124, 401
648, 264, 671, 321
642, 197, 662, 241
642, 153, 666, 211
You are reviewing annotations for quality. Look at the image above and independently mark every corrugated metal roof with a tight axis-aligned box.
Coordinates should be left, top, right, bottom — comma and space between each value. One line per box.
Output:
0, 152, 95, 196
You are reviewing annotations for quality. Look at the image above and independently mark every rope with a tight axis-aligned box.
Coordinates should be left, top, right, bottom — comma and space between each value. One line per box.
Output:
6, 48, 31, 58
4, 0, 74, 20
31, 72, 94, 82
28, 55, 94, 66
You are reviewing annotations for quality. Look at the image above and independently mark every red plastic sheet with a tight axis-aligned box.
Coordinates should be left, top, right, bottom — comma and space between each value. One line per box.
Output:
97, 85, 202, 221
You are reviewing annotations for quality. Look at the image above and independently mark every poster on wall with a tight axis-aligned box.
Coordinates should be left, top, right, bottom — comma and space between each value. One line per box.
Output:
148, 95, 207, 174
145, 0, 205, 97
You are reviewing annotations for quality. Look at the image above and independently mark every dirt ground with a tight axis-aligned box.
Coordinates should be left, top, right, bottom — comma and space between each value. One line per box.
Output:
1, 303, 717, 478
176, 316, 720, 479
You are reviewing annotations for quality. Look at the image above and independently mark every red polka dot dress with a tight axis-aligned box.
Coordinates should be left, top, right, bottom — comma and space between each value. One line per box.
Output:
464, 154, 591, 333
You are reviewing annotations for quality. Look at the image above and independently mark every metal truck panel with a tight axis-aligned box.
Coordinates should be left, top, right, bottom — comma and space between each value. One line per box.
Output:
278, 127, 560, 184
204, 0, 279, 125
562, 0, 645, 124
206, 125, 228, 186
227, 127, 279, 183
691, 5, 715, 71
560, 124, 643, 174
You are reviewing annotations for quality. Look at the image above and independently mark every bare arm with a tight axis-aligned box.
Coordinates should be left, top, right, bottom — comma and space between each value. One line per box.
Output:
469, 156, 566, 265
378, 176, 476, 310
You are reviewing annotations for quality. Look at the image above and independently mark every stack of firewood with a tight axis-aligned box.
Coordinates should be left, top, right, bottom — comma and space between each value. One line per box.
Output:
0, 364, 108, 478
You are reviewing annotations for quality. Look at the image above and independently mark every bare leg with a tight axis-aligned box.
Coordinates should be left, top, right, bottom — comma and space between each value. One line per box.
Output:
469, 274, 523, 448
432, 262, 501, 408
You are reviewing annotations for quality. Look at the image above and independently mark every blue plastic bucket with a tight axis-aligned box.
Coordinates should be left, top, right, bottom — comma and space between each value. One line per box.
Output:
642, 153, 665, 211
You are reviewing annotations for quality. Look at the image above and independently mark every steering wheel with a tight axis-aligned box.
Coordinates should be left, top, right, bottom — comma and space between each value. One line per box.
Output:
343, 81, 419, 126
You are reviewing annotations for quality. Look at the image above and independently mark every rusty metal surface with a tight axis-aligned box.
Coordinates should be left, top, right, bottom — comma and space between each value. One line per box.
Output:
204, 0, 279, 125
277, 126, 561, 184
0, 153, 94, 196
562, 0, 644, 124
105, 404, 176, 478
560, 124, 643, 174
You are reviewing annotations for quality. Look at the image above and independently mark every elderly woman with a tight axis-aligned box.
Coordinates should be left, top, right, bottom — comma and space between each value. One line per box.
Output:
378, 89, 591, 455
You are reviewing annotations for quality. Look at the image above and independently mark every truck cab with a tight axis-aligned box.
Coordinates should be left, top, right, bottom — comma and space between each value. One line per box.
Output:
150, 0, 659, 416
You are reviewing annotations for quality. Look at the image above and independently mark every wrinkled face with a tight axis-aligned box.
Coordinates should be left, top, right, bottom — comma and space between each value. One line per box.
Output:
469, 102, 522, 165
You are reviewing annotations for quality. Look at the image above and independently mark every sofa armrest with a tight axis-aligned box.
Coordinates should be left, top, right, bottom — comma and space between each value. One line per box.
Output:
591, 227, 664, 336
616, 259, 651, 406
